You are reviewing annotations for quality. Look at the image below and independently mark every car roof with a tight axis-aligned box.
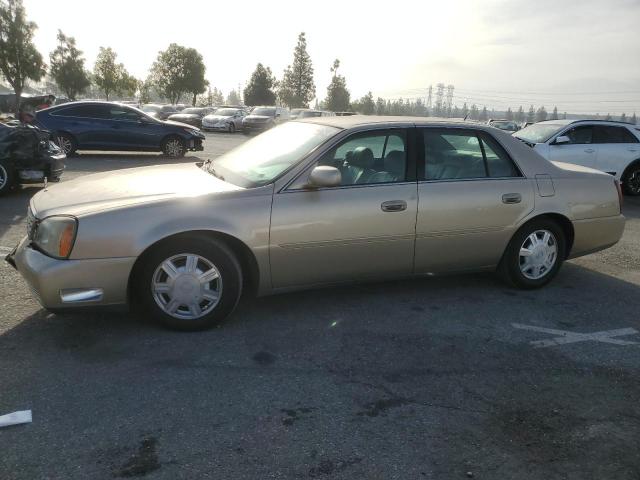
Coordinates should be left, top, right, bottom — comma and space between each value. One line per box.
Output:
535, 118, 635, 127
298, 115, 499, 130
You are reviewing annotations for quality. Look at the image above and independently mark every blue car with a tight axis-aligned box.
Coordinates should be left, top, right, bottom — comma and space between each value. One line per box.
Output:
35, 101, 205, 158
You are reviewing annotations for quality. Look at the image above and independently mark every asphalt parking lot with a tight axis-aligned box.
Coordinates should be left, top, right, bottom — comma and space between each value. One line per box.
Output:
1, 132, 640, 480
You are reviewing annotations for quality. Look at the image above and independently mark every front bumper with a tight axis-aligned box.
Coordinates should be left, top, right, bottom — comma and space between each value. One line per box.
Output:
186, 137, 204, 151
5, 236, 136, 309
202, 123, 231, 131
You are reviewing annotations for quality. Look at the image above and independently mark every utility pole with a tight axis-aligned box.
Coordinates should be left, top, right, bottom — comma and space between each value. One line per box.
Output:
434, 83, 445, 116
426, 85, 433, 110
445, 84, 454, 117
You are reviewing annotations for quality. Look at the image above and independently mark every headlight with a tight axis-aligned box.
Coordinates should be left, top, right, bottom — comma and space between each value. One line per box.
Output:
33, 216, 78, 259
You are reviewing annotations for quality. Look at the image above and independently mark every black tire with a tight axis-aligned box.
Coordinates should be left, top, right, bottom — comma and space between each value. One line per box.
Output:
161, 135, 186, 158
135, 234, 243, 331
622, 162, 640, 196
56, 132, 77, 156
0, 160, 15, 195
498, 218, 566, 289
228, 123, 236, 134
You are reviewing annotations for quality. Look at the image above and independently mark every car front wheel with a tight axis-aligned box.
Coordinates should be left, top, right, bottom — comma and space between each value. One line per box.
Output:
135, 234, 243, 330
162, 136, 186, 158
56, 132, 77, 156
499, 219, 566, 289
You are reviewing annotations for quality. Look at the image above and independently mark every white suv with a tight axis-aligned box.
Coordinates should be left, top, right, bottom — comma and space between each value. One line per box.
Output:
514, 120, 640, 195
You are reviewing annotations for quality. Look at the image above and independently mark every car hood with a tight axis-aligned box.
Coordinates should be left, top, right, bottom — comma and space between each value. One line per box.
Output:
31, 163, 241, 218
169, 114, 199, 120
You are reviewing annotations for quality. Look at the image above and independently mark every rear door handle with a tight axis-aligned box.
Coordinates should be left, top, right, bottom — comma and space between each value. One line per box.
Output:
381, 200, 407, 212
502, 193, 522, 204
584, 148, 595, 153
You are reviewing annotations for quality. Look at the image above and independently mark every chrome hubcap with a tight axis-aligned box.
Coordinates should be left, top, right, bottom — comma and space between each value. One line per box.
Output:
0, 165, 7, 189
57, 136, 72, 154
152, 253, 222, 320
519, 229, 558, 280
165, 139, 183, 157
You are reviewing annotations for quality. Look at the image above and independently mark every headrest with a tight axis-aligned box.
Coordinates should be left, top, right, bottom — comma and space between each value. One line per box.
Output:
349, 146, 374, 169
384, 150, 406, 176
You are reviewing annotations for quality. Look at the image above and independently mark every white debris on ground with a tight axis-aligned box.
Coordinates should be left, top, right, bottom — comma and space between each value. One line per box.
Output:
0, 410, 32, 427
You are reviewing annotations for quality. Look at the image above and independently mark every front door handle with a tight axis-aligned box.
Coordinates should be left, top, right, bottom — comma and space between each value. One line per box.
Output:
381, 200, 407, 212
584, 148, 595, 153
502, 193, 522, 204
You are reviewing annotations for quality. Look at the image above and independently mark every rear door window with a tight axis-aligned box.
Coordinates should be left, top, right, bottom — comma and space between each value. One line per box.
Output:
593, 126, 639, 144
52, 104, 108, 118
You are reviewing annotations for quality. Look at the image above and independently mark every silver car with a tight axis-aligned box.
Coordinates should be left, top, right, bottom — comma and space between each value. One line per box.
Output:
6, 117, 625, 330
201, 108, 247, 133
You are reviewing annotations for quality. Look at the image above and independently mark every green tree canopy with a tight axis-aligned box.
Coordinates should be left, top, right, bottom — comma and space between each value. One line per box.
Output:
49, 30, 90, 101
278, 32, 315, 108
535, 106, 548, 122
325, 59, 350, 112
150, 44, 207, 105
479, 106, 488, 121
526, 105, 535, 123
243, 63, 277, 106
0, 0, 45, 112
93, 47, 135, 100
352, 91, 375, 114
226, 89, 240, 105
505, 107, 513, 120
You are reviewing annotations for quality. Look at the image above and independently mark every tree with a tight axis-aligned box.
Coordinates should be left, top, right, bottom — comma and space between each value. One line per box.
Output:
0, 0, 45, 112
526, 105, 535, 123
620, 113, 627, 123
49, 30, 90, 101
324, 59, 350, 112
210, 87, 224, 105
226, 89, 240, 105
243, 63, 277, 106
93, 47, 134, 100
354, 91, 375, 115
278, 32, 315, 108
469, 104, 479, 120
505, 107, 513, 121
604, 113, 611, 121
516, 106, 525, 123
150, 44, 207, 105
535, 106, 548, 122
631, 113, 637, 125
479, 106, 488, 121
139, 78, 152, 104
375, 97, 386, 115
461, 102, 469, 118
550, 106, 558, 120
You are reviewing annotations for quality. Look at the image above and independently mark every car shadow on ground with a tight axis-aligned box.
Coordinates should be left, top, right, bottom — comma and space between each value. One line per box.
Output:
1, 263, 640, 478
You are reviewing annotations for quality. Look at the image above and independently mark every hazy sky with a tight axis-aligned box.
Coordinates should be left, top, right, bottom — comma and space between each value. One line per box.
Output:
25, 0, 640, 114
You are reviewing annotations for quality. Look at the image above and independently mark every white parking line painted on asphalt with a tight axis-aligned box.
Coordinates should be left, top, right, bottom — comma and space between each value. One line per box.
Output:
512, 323, 640, 348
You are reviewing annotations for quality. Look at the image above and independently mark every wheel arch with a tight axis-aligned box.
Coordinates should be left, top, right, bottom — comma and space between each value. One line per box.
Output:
127, 229, 260, 304
620, 158, 640, 183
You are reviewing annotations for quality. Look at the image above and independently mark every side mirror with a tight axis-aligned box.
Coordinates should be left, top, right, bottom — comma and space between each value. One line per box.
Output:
554, 135, 570, 145
307, 166, 341, 188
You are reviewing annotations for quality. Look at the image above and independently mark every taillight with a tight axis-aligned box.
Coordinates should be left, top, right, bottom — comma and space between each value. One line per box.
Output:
614, 179, 623, 212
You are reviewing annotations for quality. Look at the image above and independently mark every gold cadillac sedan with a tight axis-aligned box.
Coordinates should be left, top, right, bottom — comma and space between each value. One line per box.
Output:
6, 117, 625, 330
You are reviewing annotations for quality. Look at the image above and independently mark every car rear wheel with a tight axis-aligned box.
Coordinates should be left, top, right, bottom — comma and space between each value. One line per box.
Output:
498, 219, 566, 289
161, 136, 186, 158
622, 163, 640, 196
135, 234, 243, 331
228, 123, 235, 133
56, 133, 77, 156
0, 160, 15, 195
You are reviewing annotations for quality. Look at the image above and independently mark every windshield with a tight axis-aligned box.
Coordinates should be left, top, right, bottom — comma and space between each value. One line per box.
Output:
252, 107, 276, 116
515, 123, 564, 143
182, 108, 204, 115
142, 105, 160, 112
299, 111, 322, 118
205, 122, 338, 188
214, 108, 238, 116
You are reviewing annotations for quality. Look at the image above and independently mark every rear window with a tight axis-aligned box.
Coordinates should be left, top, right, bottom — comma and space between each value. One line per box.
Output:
52, 104, 106, 118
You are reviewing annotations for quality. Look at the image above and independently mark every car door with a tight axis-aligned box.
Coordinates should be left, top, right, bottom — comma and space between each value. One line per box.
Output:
547, 124, 598, 169
415, 128, 534, 273
49, 104, 107, 148
592, 125, 640, 177
106, 105, 158, 149
269, 128, 418, 288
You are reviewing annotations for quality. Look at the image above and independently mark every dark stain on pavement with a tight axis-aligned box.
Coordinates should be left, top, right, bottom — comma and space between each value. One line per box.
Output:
114, 436, 160, 478
309, 457, 362, 477
253, 351, 276, 365
281, 407, 314, 426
